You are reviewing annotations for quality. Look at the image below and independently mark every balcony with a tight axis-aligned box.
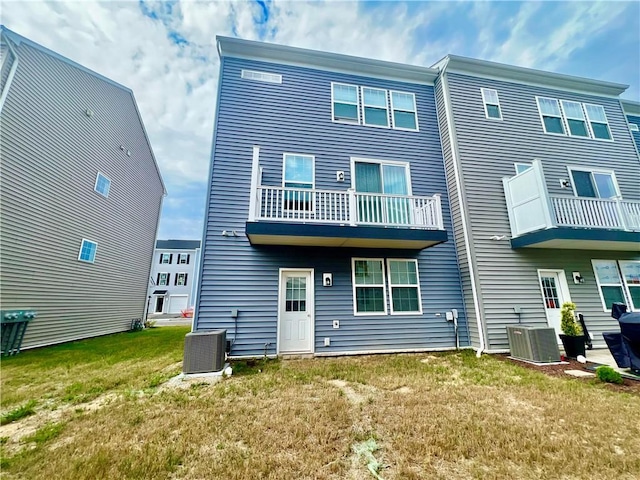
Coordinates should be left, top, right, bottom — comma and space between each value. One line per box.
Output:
503, 160, 640, 251
245, 148, 446, 249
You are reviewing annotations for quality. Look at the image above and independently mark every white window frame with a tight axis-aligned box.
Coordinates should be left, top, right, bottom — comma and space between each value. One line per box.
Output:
178, 253, 189, 264
175, 273, 188, 286
481, 88, 502, 120
352, 258, 387, 316
78, 238, 98, 263
158, 272, 170, 286
566, 166, 621, 199
240, 69, 282, 84
629, 123, 639, 132
592, 260, 632, 312
160, 253, 171, 264
94, 172, 111, 198
386, 259, 422, 315
514, 163, 532, 175
390, 90, 419, 131
331, 82, 360, 125
349, 157, 413, 195
282, 153, 315, 212
361, 86, 389, 128
536, 96, 566, 136
559, 100, 590, 138
619, 260, 640, 312
583, 103, 613, 141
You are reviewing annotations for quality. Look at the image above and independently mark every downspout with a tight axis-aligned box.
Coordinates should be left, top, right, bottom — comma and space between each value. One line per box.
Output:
438, 60, 486, 357
0, 35, 20, 114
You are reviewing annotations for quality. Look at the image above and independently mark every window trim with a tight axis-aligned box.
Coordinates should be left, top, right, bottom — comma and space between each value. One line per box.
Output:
559, 100, 589, 138
78, 239, 98, 263
331, 82, 360, 125
240, 69, 282, 84
592, 260, 629, 312
566, 166, 621, 199
175, 273, 188, 286
157, 272, 170, 286
386, 258, 422, 315
178, 253, 189, 265
349, 157, 413, 196
390, 90, 419, 131
619, 260, 640, 312
94, 172, 111, 198
536, 96, 566, 136
514, 163, 532, 175
160, 253, 172, 264
361, 86, 389, 128
629, 123, 639, 132
352, 257, 388, 316
583, 103, 613, 141
481, 88, 502, 120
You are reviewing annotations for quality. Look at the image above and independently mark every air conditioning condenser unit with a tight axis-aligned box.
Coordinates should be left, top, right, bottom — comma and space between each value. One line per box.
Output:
183, 330, 226, 374
506, 325, 561, 363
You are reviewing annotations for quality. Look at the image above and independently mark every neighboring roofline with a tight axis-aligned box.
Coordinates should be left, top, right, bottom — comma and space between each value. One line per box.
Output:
155, 239, 201, 250
217, 36, 439, 85
433, 55, 628, 97
0, 25, 167, 195
621, 99, 640, 116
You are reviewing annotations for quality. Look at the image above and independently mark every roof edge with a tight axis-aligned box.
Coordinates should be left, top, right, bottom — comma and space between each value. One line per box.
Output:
217, 36, 439, 85
434, 54, 628, 97
621, 99, 640, 117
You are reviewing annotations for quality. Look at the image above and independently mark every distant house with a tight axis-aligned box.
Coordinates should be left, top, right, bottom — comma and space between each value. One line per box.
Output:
0, 26, 166, 349
194, 37, 468, 358
148, 240, 201, 315
433, 55, 640, 353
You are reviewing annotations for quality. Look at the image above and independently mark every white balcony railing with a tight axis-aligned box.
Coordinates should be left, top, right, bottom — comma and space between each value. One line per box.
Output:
252, 186, 444, 230
503, 159, 640, 237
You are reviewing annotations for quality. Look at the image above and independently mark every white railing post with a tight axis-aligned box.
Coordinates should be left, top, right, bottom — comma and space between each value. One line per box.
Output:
433, 194, 443, 230
248, 146, 260, 221
348, 189, 357, 226
532, 159, 555, 228
615, 197, 628, 231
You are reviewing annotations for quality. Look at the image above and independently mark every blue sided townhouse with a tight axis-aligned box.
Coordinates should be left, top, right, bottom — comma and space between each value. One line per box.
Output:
194, 37, 469, 357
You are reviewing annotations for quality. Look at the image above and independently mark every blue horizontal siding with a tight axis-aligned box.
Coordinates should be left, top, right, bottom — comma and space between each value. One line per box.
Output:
197, 57, 468, 357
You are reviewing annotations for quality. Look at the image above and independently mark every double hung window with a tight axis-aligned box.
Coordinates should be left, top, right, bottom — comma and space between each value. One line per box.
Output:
390, 91, 418, 130
178, 254, 190, 264
560, 100, 589, 137
387, 259, 421, 313
283, 154, 314, 211
362, 87, 389, 127
352, 259, 387, 314
584, 104, 612, 140
175, 273, 188, 286
332, 83, 359, 123
593, 260, 640, 311
160, 253, 172, 264
537, 97, 565, 134
481, 88, 502, 119
157, 273, 170, 286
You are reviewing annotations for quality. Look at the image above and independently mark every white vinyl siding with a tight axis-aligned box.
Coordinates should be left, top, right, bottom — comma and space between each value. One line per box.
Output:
481, 88, 502, 120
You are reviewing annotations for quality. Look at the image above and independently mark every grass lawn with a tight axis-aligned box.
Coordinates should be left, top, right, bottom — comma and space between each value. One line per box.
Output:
1, 328, 639, 480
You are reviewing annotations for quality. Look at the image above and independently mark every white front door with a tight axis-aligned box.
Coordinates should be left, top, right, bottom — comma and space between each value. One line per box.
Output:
278, 269, 314, 354
538, 270, 571, 338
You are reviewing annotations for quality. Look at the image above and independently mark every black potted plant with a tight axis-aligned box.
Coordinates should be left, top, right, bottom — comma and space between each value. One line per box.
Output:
559, 301, 586, 359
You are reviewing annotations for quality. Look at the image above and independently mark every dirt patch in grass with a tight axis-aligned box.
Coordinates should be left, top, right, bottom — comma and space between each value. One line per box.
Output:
496, 355, 640, 395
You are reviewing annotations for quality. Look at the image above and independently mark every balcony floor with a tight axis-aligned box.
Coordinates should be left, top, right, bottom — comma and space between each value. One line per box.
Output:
511, 227, 640, 251
246, 221, 447, 249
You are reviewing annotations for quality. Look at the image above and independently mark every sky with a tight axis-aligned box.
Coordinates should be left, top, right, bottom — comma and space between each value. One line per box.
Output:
3, 0, 639, 240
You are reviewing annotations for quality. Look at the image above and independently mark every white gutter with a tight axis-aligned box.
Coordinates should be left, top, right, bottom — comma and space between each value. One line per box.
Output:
438, 61, 486, 357
0, 36, 19, 114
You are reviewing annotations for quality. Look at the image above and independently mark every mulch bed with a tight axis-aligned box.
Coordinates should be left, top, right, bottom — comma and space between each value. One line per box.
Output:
496, 354, 640, 395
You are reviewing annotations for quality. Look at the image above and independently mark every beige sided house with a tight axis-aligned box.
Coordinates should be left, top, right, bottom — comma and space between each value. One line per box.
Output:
0, 26, 166, 349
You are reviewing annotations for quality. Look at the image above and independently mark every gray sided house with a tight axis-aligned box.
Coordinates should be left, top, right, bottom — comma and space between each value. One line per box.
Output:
433, 55, 640, 353
0, 27, 166, 349
149, 239, 201, 315
622, 100, 640, 154
195, 37, 469, 358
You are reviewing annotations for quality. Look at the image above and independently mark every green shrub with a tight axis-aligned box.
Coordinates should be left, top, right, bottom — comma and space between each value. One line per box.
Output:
560, 302, 583, 336
596, 365, 623, 385
0, 400, 37, 425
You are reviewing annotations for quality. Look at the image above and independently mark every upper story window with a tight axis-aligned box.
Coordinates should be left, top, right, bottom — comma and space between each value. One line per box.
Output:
362, 87, 389, 127
94, 172, 111, 197
331, 83, 359, 124
178, 253, 190, 264
514, 163, 532, 174
560, 100, 589, 137
78, 239, 97, 263
584, 104, 612, 140
160, 253, 172, 264
241, 69, 282, 84
175, 273, 188, 286
481, 88, 502, 120
537, 97, 565, 134
630, 123, 639, 132
568, 167, 619, 199
157, 273, 170, 286
283, 153, 314, 211
390, 91, 418, 130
